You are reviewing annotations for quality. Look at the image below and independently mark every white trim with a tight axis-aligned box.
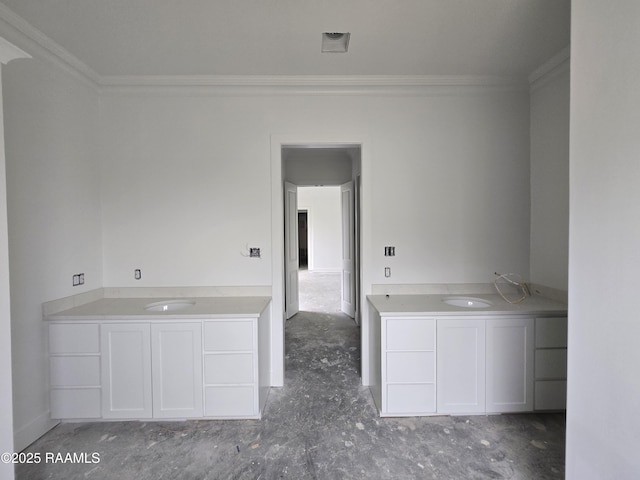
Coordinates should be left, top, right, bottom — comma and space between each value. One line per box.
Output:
0, 35, 29, 64
99, 74, 526, 88
0, 5, 100, 89
529, 46, 570, 91
12, 411, 58, 452
98, 82, 528, 98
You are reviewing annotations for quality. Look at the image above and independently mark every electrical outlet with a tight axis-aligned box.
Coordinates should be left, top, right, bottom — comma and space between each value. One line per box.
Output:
384, 246, 396, 256
249, 247, 261, 258
385, 267, 391, 278
79, 273, 84, 285
134, 269, 142, 280
72, 274, 80, 286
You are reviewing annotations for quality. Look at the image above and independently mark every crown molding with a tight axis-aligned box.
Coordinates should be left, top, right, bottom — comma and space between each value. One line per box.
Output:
0, 34, 29, 64
98, 74, 528, 97
98, 74, 526, 88
528, 46, 570, 90
0, 2, 100, 86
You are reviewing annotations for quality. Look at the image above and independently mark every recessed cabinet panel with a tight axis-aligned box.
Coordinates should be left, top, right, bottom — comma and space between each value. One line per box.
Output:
535, 380, 567, 410
204, 321, 254, 351
386, 352, 434, 384
49, 324, 99, 354
151, 323, 203, 418
51, 389, 101, 419
437, 318, 486, 414
101, 323, 152, 419
205, 386, 256, 417
205, 353, 254, 384
50, 356, 100, 386
387, 384, 436, 414
486, 317, 534, 413
386, 318, 435, 351
535, 318, 568, 348
535, 350, 567, 379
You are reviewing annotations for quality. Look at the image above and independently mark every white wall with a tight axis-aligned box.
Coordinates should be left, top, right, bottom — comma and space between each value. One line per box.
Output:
567, 2, 640, 478
369, 93, 531, 285
530, 62, 570, 291
3, 54, 102, 449
298, 186, 341, 272
100, 89, 530, 289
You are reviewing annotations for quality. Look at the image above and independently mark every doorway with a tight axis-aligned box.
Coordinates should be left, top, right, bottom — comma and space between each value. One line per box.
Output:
297, 187, 342, 313
282, 146, 361, 322
270, 136, 369, 388
298, 211, 308, 269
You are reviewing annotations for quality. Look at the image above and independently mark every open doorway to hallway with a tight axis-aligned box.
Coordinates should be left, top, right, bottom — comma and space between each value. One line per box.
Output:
297, 186, 342, 313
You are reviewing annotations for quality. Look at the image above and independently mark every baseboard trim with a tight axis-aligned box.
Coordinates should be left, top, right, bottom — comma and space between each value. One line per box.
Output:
14, 410, 58, 451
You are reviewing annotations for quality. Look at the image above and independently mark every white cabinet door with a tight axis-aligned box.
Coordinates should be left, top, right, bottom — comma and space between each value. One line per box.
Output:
437, 318, 486, 414
151, 323, 203, 419
486, 317, 534, 413
101, 323, 152, 419
284, 181, 299, 319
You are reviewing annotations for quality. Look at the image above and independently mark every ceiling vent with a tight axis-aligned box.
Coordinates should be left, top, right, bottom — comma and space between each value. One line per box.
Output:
321, 32, 350, 53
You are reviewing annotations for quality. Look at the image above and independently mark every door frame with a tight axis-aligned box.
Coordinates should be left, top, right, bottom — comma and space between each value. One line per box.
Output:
270, 134, 372, 387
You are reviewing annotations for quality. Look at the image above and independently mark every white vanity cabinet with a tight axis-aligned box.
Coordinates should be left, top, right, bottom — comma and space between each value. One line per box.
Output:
46, 296, 271, 422
436, 318, 486, 414
49, 323, 101, 419
368, 294, 565, 417
485, 317, 534, 413
534, 317, 568, 410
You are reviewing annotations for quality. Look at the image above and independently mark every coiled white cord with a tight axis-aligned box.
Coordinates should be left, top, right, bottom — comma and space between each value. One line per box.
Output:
494, 272, 530, 304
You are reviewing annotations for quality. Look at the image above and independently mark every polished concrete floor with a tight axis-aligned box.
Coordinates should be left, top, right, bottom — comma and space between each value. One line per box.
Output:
16, 270, 565, 479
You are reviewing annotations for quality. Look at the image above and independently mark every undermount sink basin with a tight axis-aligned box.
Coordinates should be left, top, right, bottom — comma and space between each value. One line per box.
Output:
442, 296, 493, 308
144, 300, 196, 312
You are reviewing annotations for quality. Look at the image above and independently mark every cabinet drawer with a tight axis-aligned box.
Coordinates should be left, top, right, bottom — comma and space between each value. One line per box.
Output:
50, 356, 100, 386
535, 380, 567, 410
204, 320, 254, 351
204, 353, 254, 384
386, 318, 435, 351
535, 318, 567, 348
386, 384, 436, 414
49, 324, 100, 354
386, 352, 435, 383
535, 349, 567, 379
204, 386, 255, 417
51, 388, 101, 419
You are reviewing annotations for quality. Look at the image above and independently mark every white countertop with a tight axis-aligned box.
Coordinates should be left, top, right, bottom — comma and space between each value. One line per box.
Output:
45, 296, 271, 321
367, 293, 566, 316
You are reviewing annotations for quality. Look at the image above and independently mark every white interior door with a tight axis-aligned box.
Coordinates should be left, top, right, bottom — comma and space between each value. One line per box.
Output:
341, 181, 355, 318
284, 182, 299, 319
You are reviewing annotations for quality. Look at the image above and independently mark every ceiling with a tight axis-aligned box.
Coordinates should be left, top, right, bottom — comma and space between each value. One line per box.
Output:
0, 0, 570, 78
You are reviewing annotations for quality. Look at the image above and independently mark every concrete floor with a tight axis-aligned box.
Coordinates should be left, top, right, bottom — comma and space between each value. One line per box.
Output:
16, 271, 565, 479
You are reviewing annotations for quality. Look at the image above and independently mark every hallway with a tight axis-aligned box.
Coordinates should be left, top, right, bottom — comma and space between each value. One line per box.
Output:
16, 271, 565, 479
